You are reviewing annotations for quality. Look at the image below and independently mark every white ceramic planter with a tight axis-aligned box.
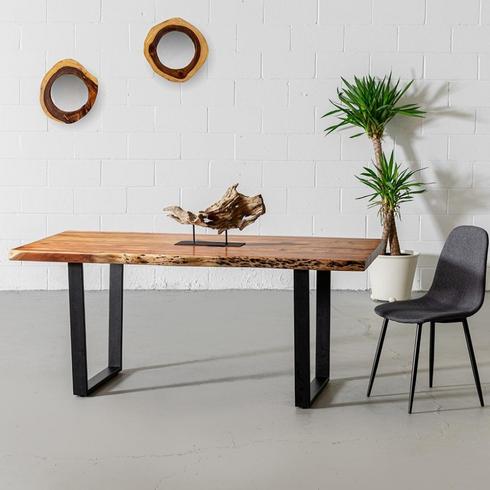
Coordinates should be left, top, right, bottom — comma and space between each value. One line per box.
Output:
369, 250, 419, 302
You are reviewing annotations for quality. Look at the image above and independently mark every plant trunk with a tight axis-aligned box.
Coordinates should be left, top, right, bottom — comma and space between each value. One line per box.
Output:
380, 209, 390, 255
388, 213, 401, 256
373, 136, 388, 255
371, 136, 383, 169
371, 136, 401, 255
372, 136, 402, 256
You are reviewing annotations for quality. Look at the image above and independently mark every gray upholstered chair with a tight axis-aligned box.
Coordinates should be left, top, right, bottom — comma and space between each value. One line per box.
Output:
367, 226, 488, 413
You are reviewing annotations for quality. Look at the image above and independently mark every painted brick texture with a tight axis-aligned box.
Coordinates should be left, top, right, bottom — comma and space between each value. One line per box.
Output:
1, 0, 489, 290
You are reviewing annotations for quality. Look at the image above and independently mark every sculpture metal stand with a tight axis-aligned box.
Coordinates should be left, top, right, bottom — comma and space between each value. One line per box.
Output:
175, 226, 245, 247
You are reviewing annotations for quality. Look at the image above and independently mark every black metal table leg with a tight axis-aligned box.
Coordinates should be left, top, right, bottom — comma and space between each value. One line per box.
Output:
68, 263, 88, 396
68, 263, 124, 396
294, 270, 330, 408
316, 270, 331, 380
109, 264, 123, 369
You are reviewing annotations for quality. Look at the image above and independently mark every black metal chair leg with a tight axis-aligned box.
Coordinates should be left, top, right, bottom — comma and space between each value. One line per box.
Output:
429, 321, 435, 388
462, 319, 485, 407
367, 318, 388, 397
408, 323, 423, 414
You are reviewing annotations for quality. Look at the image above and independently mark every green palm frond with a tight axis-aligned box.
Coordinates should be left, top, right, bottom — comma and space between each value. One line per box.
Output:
323, 74, 425, 139
356, 151, 426, 218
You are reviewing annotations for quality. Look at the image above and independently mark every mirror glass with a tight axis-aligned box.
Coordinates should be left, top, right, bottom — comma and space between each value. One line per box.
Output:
51, 75, 88, 111
157, 31, 195, 68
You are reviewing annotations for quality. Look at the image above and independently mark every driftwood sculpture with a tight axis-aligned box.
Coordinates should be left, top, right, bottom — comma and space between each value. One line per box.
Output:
144, 17, 208, 82
164, 184, 266, 234
40, 59, 98, 124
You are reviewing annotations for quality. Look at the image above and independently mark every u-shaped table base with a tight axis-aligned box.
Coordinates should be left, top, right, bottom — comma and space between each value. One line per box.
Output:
67, 264, 332, 407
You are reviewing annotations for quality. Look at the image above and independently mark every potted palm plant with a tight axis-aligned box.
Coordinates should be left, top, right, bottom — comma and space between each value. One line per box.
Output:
324, 74, 426, 300
357, 151, 426, 300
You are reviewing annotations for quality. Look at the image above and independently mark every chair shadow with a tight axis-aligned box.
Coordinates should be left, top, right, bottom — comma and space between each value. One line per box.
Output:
314, 374, 490, 413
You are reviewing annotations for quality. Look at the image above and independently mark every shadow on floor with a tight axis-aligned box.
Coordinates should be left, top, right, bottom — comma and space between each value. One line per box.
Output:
95, 347, 490, 413
314, 377, 489, 411
101, 369, 292, 396
121, 345, 292, 374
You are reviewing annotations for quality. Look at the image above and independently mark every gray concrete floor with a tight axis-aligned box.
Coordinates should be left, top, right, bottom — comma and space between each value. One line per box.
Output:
1, 290, 490, 489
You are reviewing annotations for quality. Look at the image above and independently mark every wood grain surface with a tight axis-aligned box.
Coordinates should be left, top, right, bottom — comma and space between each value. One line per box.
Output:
10, 231, 383, 271
164, 184, 266, 233
144, 17, 208, 82
40, 59, 98, 124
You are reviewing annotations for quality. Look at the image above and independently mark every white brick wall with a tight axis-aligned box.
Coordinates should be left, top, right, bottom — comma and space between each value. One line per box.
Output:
2, 0, 490, 290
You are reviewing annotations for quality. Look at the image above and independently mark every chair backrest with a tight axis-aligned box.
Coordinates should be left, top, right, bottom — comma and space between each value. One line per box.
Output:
429, 225, 489, 316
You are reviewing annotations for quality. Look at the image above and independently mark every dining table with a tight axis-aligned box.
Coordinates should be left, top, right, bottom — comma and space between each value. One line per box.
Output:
10, 231, 382, 408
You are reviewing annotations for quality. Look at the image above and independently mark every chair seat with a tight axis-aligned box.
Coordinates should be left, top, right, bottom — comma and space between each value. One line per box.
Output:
374, 296, 468, 324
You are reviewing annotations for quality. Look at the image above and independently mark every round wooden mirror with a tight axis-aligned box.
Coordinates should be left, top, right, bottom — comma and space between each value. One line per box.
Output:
144, 18, 208, 82
40, 59, 98, 124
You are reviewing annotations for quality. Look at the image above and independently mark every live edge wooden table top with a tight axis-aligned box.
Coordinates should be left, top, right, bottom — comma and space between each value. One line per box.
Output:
10, 231, 382, 409
10, 230, 382, 271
